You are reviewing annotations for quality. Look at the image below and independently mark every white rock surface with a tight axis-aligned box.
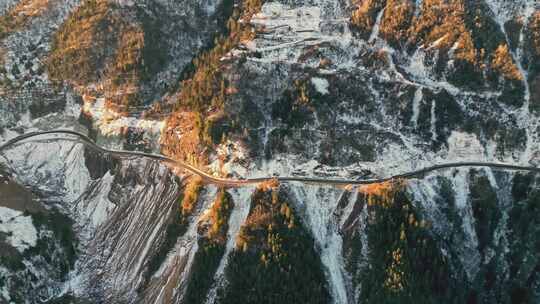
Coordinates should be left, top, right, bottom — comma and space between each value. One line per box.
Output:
0, 207, 38, 252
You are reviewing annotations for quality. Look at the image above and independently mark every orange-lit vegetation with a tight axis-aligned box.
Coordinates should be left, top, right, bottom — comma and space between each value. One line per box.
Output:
350, 0, 479, 79
236, 181, 297, 254
271, 77, 318, 129
359, 180, 402, 206
293, 79, 311, 106
173, 0, 263, 112
146, 176, 205, 281
526, 11, 540, 80
199, 188, 234, 244
350, 0, 386, 39
351, 0, 524, 90
218, 184, 330, 303
379, 0, 414, 47
527, 11, 540, 111
48, 0, 122, 85
162, 0, 263, 165
105, 26, 146, 109
161, 112, 209, 165
256, 178, 279, 192
491, 44, 522, 81
410, 0, 525, 87
409, 0, 476, 63
180, 175, 203, 217
349, 172, 540, 302
0, 0, 50, 40
46, 0, 164, 111
350, 181, 450, 302
528, 12, 540, 57
384, 247, 404, 291
184, 188, 233, 304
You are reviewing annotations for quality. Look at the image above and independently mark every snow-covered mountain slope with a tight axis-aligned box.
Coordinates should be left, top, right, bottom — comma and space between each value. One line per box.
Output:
1, 0, 540, 303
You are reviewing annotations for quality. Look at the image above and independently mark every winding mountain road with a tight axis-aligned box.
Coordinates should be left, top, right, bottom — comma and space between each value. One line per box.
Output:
1, 130, 540, 186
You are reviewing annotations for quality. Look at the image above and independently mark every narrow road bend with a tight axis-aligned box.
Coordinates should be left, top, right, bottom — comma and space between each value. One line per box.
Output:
1, 130, 539, 186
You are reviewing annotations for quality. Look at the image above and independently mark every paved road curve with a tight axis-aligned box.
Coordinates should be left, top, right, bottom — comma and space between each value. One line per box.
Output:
1, 130, 540, 186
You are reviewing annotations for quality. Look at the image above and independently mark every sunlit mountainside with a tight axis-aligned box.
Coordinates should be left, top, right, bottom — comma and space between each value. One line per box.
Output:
0, 0, 539, 303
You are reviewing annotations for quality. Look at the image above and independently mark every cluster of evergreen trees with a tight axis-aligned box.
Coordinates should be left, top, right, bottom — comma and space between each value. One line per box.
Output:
217, 185, 330, 304
357, 186, 455, 303
170, 0, 263, 148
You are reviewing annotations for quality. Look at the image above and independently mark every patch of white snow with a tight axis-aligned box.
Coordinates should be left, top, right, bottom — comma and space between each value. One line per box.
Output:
410, 87, 423, 128
0, 206, 38, 252
311, 77, 330, 95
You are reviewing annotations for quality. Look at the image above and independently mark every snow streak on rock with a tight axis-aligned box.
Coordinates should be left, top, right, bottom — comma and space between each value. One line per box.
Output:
82, 97, 165, 148
205, 186, 254, 304
1, 0, 540, 302
290, 184, 348, 304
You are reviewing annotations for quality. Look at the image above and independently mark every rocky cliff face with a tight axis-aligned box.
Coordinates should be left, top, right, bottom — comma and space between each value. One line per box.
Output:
0, 0, 539, 303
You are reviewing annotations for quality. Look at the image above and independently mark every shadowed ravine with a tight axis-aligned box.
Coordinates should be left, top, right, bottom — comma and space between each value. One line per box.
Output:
2, 130, 540, 186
